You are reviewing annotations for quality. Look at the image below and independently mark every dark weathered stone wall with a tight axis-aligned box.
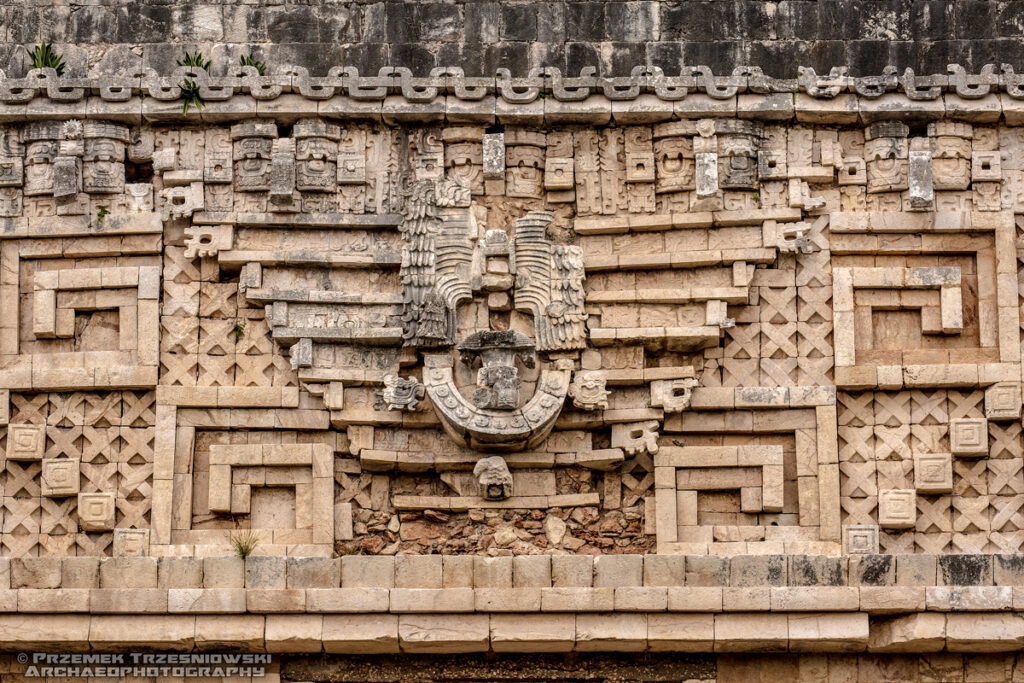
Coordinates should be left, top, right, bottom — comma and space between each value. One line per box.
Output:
2, 1, 1024, 78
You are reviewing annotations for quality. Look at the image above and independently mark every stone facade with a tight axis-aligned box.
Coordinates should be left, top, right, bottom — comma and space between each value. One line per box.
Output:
6, 46, 1024, 669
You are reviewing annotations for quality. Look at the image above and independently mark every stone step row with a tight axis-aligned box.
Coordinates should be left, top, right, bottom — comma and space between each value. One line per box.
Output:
0, 611, 1016, 654
0, 585, 1021, 615
5, 554, 1023, 591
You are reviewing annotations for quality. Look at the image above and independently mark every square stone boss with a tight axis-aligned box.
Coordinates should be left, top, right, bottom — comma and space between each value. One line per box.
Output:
842, 525, 880, 554
41, 458, 80, 497
913, 452, 952, 494
878, 489, 917, 529
985, 382, 1022, 420
6, 424, 44, 461
77, 492, 115, 531
950, 418, 988, 456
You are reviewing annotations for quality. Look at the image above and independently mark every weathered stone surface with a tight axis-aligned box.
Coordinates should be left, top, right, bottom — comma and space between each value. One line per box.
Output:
2, 21, 1024, 662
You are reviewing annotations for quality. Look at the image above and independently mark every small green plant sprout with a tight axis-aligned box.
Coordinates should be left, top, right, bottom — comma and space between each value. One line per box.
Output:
179, 78, 204, 115
177, 51, 210, 115
26, 40, 65, 76
239, 54, 266, 76
176, 50, 211, 72
752, 191, 760, 203
232, 319, 246, 339
230, 529, 260, 558
95, 206, 110, 226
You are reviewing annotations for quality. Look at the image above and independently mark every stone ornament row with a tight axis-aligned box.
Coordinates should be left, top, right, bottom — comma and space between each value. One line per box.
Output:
2, 64, 1024, 106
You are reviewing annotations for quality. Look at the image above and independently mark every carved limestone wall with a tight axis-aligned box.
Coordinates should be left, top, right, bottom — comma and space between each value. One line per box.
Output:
0, 64, 1020, 563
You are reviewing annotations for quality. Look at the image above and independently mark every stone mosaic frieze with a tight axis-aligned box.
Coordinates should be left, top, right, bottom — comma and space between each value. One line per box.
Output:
0, 63, 1020, 569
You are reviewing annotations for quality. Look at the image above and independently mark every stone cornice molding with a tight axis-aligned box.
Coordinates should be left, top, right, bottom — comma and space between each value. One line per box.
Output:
0, 64, 1022, 125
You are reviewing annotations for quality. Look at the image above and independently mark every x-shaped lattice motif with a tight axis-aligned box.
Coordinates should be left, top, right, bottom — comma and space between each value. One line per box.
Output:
910, 391, 947, 425
838, 393, 874, 427
838, 426, 874, 463
874, 392, 911, 427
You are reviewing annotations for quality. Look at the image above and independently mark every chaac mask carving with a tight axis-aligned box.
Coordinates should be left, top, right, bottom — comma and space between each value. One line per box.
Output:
398, 177, 587, 451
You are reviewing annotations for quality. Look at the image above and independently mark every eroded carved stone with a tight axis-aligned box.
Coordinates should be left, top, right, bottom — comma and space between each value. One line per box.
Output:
459, 330, 536, 410
650, 378, 699, 413
568, 371, 610, 411
473, 455, 513, 500
382, 374, 425, 412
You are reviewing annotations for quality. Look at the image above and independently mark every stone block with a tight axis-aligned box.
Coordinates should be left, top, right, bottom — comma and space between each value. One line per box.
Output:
41, 458, 79, 497
442, 556, 474, 588
306, 587, 390, 612
859, 586, 926, 613
985, 382, 1022, 420
342, 556, 394, 588
643, 555, 686, 586
540, 587, 614, 612
913, 452, 953, 493
551, 555, 593, 587
684, 556, 728, 586
490, 613, 575, 652
788, 555, 847, 586
203, 556, 244, 588
99, 557, 157, 588
926, 586, 1012, 611
168, 588, 247, 613
770, 587, 860, 611
842, 525, 880, 554
938, 554, 993, 586
390, 587, 475, 613
89, 615, 195, 649
946, 613, 1024, 651
593, 554, 643, 587
17, 588, 89, 613
245, 589, 306, 613
287, 557, 340, 588
614, 586, 668, 611
61, 557, 97, 589
78, 492, 116, 531
475, 587, 542, 612
788, 613, 869, 652
714, 613, 789, 652
666, 587, 724, 612
576, 614, 647, 652
513, 555, 551, 588
113, 528, 149, 556
245, 556, 286, 589
6, 424, 44, 461
950, 418, 989, 456
159, 557, 203, 588
265, 614, 323, 653
323, 614, 399, 654
648, 614, 714, 651
396, 555, 443, 588
729, 555, 786, 586
723, 587, 770, 611
869, 613, 946, 652
398, 614, 489, 653
10, 558, 61, 589
878, 489, 917, 529
848, 554, 894, 586
995, 555, 1024, 585
897, 555, 937, 586
90, 588, 168, 613
473, 556, 512, 588
195, 615, 265, 651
